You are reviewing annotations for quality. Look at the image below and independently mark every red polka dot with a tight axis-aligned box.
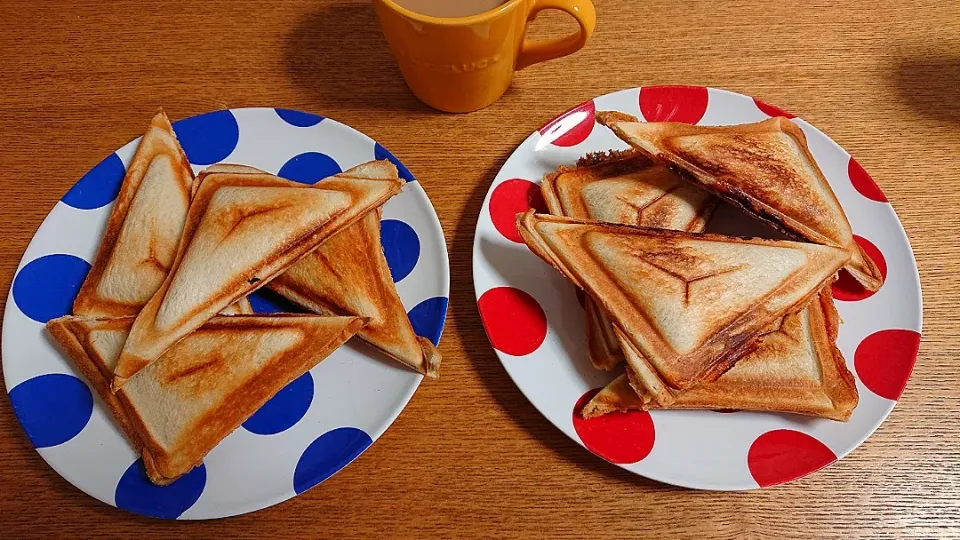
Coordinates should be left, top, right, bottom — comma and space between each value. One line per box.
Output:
537, 100, 596, 147
748, 430, 837, 487
489, 179, 547, 243
832, 235, 887, 301
854, 329, 920, 400
848, 157, 888, 202
753, 98, 796, 119
572, 389, 655, 464
639, 85, 709, 124
478, 287, 548, 356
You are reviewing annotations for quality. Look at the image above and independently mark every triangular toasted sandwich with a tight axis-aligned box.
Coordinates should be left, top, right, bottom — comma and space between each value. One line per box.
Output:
47, 314, 365, 485
596, 113, 883, 290
583, 288, 859, 421
541, 149, 716, 370
73, 110, 194, 317
112, 161, 402, 387
516, 211, 850, 405
196, 163, 440, 377
270, 209, 441, 377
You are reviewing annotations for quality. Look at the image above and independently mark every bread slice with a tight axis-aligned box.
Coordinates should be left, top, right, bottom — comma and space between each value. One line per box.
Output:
47, 314, 366, 485
270, 209, 441, 377
583, 288, 858, 421
516, 211, 850, 405
596, 114, 883, 291
73, 110, 194, 317
195, 163, 439, 377
541, 148, 716, 370
112, 161, 403, 388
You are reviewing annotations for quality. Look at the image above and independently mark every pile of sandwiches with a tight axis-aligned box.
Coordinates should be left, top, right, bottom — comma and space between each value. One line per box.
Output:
47, 111, 440, 486
518, 112, 884, 422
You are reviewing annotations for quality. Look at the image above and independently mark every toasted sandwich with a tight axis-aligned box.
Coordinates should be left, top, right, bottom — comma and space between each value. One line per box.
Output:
47, 314, 366, 485
196, 163, 440, 377
583, 288, 859, 421
516, 211, 850, 405
270, 209, 441, 377
111, 161, 403, 388
595, 113, 883, 290
541, 148, 716, 370
73, 110, 194, 317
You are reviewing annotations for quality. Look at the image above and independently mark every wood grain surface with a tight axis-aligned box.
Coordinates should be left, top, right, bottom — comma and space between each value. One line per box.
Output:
1, 0, 958, 538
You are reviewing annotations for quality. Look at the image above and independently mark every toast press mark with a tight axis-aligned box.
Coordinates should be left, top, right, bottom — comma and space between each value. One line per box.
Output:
583, 289, 859, 422
46, 314, 366, 485
595, 114, 884, 291
516, 212, 850, 406
111, 161, 404, 387
73, 110, 195, 318
539, 149, 717, 371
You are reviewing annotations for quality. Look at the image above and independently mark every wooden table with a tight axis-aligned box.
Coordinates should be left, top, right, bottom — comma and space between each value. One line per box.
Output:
1, 0, 958, 537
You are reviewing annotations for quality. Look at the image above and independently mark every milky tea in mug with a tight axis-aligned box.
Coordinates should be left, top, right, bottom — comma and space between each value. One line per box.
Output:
374, 0, 596, 112
392, 0, 507, 18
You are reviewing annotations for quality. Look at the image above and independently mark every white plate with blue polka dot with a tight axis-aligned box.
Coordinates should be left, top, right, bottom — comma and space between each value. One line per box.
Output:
2, 108, 449, 519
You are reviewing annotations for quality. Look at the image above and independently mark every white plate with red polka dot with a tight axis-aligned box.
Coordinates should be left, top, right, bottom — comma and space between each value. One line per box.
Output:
472, 86, 922, 490
3, 108, 449, 518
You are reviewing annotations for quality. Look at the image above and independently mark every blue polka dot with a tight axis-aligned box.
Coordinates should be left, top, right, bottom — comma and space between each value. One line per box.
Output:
172, 110, 240, 165
407, 297, 448, 347
293, 427, 372, 495
9, 374, 93, 448
248, 290, 307, 314
277, 152, 342, 185
62, 153, 126, 210
380, 219, 420, 283
115, 459, 206, 519
13, 254, 91, 323
275, 108, 324, 127
374, 143, 415, 182
242, 373, 314, 435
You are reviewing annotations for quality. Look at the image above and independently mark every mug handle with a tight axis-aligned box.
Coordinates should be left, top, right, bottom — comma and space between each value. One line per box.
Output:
515, 0, 596, 70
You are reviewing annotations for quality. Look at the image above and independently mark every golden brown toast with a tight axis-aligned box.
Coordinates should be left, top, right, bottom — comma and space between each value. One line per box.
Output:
73, 110, 194, 317
516, 211, 850, 405
595, 114, 883, 291
270, 209, 441, 377
583, 288, 858, 421
47, 314, 366, 485
541, 149, 716, 370
219, 297, 253, 315
112, 161, 403, 388
197, 163, 440, 377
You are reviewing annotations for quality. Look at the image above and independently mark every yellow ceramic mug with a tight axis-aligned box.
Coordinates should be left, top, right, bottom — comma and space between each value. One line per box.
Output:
373, 0, 597, 113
